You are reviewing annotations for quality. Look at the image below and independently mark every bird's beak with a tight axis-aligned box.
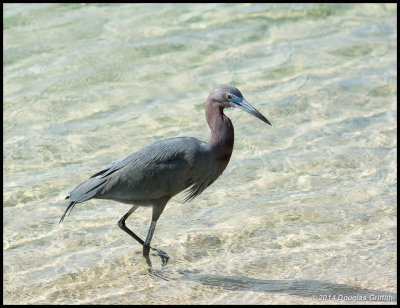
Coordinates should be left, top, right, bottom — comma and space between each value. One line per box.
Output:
231, 96, 271, 126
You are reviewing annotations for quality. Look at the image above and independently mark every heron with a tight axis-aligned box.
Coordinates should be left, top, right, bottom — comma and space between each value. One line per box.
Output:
60, 84, 271, 263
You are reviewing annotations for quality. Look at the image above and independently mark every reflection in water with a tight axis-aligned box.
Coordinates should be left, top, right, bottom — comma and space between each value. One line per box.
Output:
188, 274, 397, 302
144, 267, 397, 303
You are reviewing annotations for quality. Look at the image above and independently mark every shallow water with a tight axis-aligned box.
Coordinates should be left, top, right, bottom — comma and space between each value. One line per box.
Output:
3, 3, 397, 304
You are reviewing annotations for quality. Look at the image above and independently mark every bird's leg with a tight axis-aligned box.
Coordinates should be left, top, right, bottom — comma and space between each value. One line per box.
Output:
117, 205, 145, 245
143, 219, 169, 266
143, 220, 157, 256
143, 202, 169, 265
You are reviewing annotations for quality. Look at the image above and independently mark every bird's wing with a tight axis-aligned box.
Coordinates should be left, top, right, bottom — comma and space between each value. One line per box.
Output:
66, 137, 211, 203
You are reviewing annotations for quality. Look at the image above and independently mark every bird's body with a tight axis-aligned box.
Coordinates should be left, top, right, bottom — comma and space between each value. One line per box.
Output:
66, 136, 224, 206
60, 84, 270, 262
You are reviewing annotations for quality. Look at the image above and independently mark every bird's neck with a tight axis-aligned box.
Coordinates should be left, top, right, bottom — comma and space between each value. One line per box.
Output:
206, 102, 234, 163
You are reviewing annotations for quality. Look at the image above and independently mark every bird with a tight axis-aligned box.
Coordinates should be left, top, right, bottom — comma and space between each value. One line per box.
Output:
59, 84, 271, 262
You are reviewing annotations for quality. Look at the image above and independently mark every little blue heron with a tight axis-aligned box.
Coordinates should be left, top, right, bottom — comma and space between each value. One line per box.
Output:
60, 84, 271, 262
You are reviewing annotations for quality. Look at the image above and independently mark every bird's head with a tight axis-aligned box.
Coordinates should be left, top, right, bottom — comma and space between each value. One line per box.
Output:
208, 84, 271, 126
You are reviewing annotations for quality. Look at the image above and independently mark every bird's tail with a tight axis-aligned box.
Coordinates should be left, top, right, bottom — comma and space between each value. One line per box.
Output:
59, 201, 77, 224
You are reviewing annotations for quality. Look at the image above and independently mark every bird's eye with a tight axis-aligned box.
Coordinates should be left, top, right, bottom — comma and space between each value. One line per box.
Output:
227, 94, 232, 100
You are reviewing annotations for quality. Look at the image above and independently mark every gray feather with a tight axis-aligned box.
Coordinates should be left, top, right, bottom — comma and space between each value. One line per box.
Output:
66, 137, 222, 205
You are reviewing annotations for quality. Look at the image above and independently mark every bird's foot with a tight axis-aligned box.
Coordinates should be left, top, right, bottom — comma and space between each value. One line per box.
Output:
144, 248, 171, 280
143, 245, 169, 267
151, 247, 169, 266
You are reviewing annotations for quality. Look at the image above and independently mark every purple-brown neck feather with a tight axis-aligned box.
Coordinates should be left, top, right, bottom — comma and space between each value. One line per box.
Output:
205, 100, 234, 165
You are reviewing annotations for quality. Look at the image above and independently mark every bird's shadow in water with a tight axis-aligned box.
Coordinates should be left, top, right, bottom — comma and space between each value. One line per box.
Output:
183, 274, 397, 302
141, 256, 396, 302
